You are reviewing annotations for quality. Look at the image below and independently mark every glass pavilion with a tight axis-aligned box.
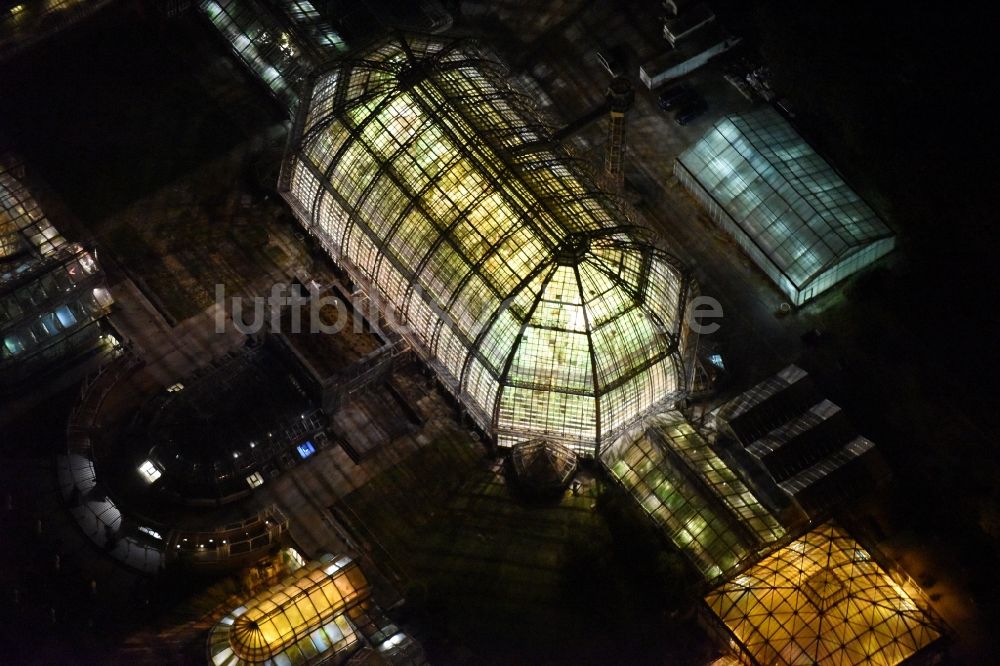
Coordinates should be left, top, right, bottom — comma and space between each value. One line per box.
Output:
280, 35, 694, 457
675, 107, 894, 305
0, 155, 64, 261
706, 522, 944, 666
207, 554, 368, 665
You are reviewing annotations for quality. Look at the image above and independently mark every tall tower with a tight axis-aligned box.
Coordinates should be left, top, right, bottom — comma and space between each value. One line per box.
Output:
604, 76, 634, 193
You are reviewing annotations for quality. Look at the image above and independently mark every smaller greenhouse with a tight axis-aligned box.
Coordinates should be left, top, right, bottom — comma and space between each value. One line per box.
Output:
602, 411, 784, 581
0, 154, 64, 263
199, 0, 346, 109
0, 0, 115, 62
676, 107, 894, 305
1, 155, 114, 383
706, 522, 944, 666
207, 554, 369, 665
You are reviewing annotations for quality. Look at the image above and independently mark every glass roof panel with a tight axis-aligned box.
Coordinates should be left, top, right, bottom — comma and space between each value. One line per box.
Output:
706, 523, 943, 666
208, 555, 367, 664
604, 412, 783, 581
677, 107, 892, 289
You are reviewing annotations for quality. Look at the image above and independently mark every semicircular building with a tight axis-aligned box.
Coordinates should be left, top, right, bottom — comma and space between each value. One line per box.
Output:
279, 36, 694, 457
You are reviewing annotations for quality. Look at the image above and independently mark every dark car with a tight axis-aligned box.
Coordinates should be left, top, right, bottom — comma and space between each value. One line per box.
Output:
657, 84, 694, 111
674, 97, 708, 125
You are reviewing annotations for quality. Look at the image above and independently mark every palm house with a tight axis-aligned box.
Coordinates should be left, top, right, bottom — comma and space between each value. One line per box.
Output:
280, 35, 694, 457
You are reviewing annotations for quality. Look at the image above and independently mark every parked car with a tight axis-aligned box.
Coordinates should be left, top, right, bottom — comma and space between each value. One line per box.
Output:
674, 97, 708, 125
658, 84, 695, 111
596, 46, 628, 78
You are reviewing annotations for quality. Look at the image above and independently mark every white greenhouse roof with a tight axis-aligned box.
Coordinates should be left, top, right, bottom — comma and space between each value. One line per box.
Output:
677, 107, 893, 294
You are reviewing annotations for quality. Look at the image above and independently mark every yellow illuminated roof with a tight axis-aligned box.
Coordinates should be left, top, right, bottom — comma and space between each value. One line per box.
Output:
706, 522, 943, 666
281, 35, 693, 457
207, 554, 368, 665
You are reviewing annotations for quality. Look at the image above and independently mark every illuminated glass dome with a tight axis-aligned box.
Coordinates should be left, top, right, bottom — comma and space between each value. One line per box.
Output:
280, 36, 693, 457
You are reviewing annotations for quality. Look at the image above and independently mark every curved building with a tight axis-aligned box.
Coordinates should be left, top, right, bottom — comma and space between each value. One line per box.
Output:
280, 36, 694, 457
208, 554, 368, 664
675, 107, 894, 305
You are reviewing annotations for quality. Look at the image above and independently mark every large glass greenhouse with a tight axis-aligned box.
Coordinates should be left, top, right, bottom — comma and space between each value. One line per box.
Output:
675, 107, 894, 305
280, 36, 694, 457
706, 522, 944, 666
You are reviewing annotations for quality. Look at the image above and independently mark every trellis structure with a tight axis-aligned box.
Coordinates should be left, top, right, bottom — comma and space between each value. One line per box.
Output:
280, 35, 693, 457
705, 522, 944, 665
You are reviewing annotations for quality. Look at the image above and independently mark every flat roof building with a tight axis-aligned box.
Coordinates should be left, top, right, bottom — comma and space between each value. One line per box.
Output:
676, 107, 894, 305
280, 35, 695, 458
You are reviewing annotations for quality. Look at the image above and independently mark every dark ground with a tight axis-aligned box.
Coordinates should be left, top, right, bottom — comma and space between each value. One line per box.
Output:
332, 442, 705, 665
0, 6, 287, 663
